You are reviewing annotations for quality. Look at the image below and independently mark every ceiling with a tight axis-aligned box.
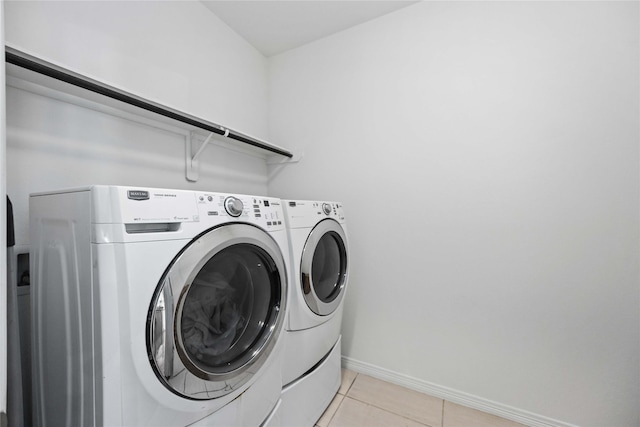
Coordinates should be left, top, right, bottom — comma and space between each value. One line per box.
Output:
201, 1, 419, 57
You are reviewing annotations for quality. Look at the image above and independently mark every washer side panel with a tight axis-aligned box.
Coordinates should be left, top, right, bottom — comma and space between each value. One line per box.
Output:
30, 190, 96, 427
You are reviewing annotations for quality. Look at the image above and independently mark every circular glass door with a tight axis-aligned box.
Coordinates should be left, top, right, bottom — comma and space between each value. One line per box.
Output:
300, 219, 348, 316
147, 224, 287, 400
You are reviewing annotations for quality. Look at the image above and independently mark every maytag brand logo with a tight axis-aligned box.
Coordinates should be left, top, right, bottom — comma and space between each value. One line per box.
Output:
127, 190, 150, 201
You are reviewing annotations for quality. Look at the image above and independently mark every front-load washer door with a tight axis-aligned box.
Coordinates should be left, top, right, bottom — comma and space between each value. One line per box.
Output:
300, 219, 348, 316
147, 223, 287, 400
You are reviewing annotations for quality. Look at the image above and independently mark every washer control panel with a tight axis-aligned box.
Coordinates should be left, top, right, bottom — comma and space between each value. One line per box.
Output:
91, 186, 285, 242
196, 192, 284, 229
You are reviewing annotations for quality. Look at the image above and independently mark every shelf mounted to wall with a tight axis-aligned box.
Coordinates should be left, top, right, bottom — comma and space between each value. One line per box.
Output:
5, 46, 298, 182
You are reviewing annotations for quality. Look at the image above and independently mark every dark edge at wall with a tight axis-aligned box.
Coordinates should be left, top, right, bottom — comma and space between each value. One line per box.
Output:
5, 48, 293, 159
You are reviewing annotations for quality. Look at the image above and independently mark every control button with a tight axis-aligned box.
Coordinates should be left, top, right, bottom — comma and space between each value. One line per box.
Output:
199, 196, 204, 201
264, 200, 270, 207
267, 221, 272, 226
322, 203, 332, 215
207, 195, 213, 202
224, 196, 244, 217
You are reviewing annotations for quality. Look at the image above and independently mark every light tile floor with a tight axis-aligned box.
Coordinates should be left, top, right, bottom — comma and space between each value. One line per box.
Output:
316, 370, 527, 427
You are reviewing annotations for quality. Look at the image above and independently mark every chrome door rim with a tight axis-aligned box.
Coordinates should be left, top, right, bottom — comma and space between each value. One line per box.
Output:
147, 223, 287, 400
300, 219, 348, 316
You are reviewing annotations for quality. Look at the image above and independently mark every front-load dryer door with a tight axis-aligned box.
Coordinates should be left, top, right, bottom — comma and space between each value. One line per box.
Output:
147, 224, 287, 400
300, 219, 348, 316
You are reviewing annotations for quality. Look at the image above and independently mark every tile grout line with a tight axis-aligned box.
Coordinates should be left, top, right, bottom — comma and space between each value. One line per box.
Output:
342, 371, 533, 427
324, 394, 346, 427
341, 395, 438, 427
325, 372, 358, 427
344, 372, 358, 395
342, 393, 442, 427
345, 373, 446, 427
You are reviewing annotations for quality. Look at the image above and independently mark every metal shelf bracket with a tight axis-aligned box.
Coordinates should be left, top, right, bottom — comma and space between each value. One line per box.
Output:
186, 131, 224, 182
186, 129, 302, 181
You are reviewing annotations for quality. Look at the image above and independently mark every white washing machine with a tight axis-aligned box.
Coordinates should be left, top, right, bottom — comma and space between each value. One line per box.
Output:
279, 200, 349, 427
29, 186, 289, 426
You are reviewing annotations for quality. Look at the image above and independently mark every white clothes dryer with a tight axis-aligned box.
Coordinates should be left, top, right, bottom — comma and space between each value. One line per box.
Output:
279, 200, 348, 426
29, 186, 289, 427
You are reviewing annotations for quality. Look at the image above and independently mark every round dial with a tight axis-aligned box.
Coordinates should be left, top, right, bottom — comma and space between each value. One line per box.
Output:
224, 196, 244, 217
322, 203, 332, 215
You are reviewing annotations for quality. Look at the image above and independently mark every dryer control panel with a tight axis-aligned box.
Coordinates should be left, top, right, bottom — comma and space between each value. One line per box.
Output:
282, 200, 346, 229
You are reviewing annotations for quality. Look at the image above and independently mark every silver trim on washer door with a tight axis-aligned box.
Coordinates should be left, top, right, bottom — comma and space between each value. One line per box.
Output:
147, 224, 287, 400
162, 281, 174, 378
300, 219, 348, 316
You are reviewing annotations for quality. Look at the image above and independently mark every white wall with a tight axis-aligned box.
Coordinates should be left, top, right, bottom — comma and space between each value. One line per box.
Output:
268, 2, 639, 427
5, 0, 269, 139
4, 0, 272, 248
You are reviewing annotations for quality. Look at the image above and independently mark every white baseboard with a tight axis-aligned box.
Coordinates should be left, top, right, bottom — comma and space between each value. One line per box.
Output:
341, 356, 579, 427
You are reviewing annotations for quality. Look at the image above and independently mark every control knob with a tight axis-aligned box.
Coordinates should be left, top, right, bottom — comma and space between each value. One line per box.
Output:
224, 196, 244, 217
322, 203, 332, 215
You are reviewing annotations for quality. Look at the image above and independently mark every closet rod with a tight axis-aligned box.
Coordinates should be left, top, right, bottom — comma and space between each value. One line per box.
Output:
5, 48, 293, 159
